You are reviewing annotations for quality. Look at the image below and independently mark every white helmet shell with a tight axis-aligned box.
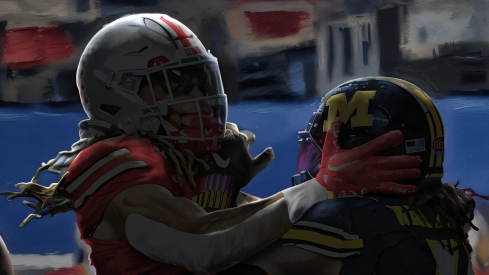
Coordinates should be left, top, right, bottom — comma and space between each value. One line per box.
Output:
77, 14, 227, 153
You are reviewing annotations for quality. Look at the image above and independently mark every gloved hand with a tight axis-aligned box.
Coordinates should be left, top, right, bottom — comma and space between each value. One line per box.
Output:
445, 184, 478, 231
316, 116, 422, 198
196, 123, 274, 210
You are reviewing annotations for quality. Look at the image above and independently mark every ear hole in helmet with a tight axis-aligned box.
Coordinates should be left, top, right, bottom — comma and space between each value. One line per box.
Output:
120, 73, 144, 94
309, 109, 328, 148
100, 104, 121, 116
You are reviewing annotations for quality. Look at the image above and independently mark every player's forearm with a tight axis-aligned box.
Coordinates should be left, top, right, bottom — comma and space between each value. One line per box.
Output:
124, 179, 328, 273
188, 191, 284, 233
109, 184, 285, 238
178, 178, 327, 234
126, 197, 292, 274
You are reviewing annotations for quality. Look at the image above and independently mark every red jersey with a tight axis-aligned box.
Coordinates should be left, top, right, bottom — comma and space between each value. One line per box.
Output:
58, 135, 193, 275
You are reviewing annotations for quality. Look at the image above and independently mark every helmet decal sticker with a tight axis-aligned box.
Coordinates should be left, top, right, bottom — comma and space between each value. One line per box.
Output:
323, 90, 376, 132
185, 47, 203, 56
159, 15, 193, 48
147, 56, 170, 68
433, 136, 444, 151
405, 138, 426, 154
433, 135, 444, 164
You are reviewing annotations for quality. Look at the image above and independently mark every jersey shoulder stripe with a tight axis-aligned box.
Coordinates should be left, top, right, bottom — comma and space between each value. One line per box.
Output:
60, 136, 158, 205
65, 135, 151, 177
65, 148, 131, 193
281, 198, 363, 258
73, 160, 148, 208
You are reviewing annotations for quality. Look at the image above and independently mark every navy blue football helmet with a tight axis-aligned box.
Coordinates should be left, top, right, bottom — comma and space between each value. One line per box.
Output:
293, 77, 444, 187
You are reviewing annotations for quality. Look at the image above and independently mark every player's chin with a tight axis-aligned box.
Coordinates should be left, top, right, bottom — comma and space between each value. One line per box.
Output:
180, 114, 211, 128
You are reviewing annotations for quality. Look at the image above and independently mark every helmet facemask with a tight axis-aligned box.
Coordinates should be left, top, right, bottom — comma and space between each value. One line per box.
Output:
113, 60, 227, 155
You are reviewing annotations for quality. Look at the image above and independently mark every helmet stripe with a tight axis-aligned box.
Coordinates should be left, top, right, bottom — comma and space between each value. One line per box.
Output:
410, 88, 444, 168
388, 78, 444, 169
425, 113, 436, 168
412, 88, 443, 137
159, 16, 192, 48
430, 103, 445, 168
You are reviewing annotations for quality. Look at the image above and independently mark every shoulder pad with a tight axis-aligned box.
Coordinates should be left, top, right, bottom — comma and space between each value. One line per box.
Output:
282, 198, 363, 258
59, 135, 157, 208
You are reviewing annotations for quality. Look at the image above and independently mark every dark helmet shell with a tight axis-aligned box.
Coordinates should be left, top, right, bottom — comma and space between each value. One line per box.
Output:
298, 77, 444, 186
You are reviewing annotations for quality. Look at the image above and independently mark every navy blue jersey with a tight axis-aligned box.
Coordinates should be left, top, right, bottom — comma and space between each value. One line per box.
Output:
282, 195, 474, 275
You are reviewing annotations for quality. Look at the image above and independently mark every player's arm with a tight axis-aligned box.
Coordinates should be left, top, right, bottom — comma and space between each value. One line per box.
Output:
103, 179, 326, 274
0, 235, 14, 275
101, 128, 421, 273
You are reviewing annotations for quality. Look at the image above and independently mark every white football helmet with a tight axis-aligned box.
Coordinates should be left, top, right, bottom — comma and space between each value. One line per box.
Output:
77, 13, 227, 154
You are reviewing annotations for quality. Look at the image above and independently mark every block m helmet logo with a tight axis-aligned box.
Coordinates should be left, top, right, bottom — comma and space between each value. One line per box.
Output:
323, 91, 376, 132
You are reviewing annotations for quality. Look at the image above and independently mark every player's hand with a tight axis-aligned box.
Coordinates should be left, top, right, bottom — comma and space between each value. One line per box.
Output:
444, 184, 478, 231
316, 116, 421, 198
213, 123, 274, 189
197, 122, 274, 209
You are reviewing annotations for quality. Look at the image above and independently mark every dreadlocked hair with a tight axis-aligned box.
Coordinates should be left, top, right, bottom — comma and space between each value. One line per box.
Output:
1, 132, 124, 227
146, 122, 241, 193
409, 178, 477, 254
5, 122, 239, 227
147, 133, 210, 194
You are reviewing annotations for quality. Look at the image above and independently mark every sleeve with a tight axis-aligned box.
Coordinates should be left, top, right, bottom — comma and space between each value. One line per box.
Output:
281, 178, 330, 223
125, 197, 290, 274
59, 135, 172, 237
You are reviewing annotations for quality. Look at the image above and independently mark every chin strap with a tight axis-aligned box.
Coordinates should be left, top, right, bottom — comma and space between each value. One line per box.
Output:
78, 119, 121, 139
291, 171, 313, 186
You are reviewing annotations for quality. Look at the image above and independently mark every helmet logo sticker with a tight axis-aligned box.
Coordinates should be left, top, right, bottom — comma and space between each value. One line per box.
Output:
405, 138, 425, 154
323, 90, 376, 132
147, 56, 170, 68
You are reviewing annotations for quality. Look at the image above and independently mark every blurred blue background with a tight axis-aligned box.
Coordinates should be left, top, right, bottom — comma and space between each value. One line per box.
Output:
2, 1, 489, 272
